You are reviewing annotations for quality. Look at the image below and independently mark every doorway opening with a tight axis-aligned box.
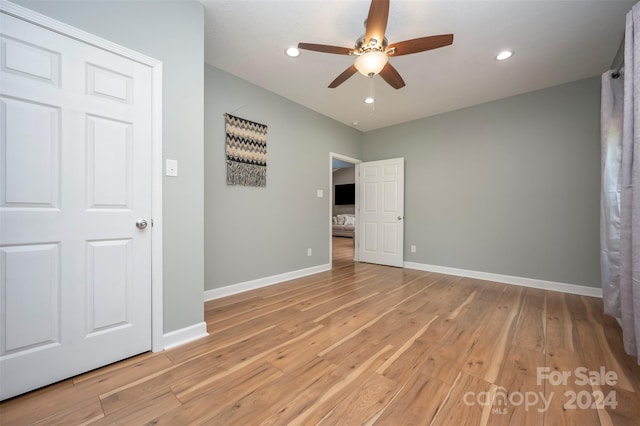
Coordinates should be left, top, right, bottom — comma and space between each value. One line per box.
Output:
329, 153, 361, 268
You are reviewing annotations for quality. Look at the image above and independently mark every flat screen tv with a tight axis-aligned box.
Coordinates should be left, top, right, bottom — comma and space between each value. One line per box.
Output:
335, 183, 355, 205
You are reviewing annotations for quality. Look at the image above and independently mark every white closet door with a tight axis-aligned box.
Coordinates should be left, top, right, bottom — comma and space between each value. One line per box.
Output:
0, 12, 152, 400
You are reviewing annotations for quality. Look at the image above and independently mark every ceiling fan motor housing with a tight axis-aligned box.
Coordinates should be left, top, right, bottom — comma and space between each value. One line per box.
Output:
355, 34, 389, 54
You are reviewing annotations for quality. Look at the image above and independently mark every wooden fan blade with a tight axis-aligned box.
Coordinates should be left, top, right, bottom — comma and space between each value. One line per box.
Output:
297, 43, 354, 55
379, 62, 405, 89
329, 65, 358, 88
388, 34, 454, 56
365, 0, 390, 47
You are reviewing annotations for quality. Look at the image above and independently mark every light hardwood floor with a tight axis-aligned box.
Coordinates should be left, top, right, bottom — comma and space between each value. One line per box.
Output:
1, 237, 639, 425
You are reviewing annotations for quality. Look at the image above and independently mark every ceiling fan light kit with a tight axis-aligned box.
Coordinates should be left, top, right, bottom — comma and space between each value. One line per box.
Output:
354, 51, 388, 76
296, 0, 454, 90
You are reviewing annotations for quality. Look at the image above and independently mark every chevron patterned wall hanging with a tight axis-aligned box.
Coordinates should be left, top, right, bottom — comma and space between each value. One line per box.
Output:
224, 113, 267, 187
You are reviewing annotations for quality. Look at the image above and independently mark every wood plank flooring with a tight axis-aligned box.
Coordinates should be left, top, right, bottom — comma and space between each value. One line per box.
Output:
1, 237, 639, 425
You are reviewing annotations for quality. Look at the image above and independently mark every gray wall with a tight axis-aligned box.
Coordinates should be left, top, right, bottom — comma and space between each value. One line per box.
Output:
14, 1, 206, 332
363, 77, 601, 288
205, 66, 362, 290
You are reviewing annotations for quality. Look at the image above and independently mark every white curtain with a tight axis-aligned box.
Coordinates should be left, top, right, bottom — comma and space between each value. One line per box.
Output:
601, 66, 623, 316
601, 2, 640, 364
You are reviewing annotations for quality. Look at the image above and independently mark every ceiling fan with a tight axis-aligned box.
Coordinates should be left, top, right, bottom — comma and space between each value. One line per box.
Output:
297, 0, 453, 90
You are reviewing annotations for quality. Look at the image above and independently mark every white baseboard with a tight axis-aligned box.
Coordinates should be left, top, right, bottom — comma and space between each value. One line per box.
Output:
162, 321, 208, 350
404, 261, 603, 298
204, 263, 332, 302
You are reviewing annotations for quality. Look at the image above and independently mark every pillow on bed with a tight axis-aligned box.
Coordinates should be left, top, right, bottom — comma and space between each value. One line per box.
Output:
336, 215, 345, 225
332, 216, 337, 224
344, 215, 355, 226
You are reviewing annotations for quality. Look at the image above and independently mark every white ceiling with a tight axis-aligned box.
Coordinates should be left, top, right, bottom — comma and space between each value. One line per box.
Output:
203, 0, 632, 132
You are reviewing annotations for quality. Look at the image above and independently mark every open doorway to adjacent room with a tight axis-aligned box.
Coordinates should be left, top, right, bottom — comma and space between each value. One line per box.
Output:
329, 153, 361, 268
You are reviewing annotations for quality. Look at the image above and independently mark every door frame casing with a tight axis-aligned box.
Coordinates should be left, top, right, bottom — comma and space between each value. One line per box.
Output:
329, 152, 361, 265
1, 0, 164, 352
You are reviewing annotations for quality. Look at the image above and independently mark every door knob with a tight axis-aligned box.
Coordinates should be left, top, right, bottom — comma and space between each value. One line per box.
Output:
398, 216, 403, 221
136, 219, 148, 229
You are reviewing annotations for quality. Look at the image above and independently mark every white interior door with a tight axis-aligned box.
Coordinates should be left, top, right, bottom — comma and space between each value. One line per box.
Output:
357, 158, 404, 267
0, 12, 153, 400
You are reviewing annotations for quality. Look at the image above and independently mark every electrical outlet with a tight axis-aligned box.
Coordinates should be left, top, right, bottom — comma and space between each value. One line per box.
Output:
307, 248, 312, 256
410, 245, 416, 253
317, 189, 323, 198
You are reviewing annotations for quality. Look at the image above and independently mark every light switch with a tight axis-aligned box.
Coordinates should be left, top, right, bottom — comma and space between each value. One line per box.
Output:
317, 189, 323, 198
166, 159, 178, 177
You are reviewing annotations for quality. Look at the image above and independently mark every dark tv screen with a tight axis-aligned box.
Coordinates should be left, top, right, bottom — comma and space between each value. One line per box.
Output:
335, 183, 355, 205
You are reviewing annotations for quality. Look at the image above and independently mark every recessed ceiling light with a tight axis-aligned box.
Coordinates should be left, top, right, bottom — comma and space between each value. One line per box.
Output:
352, 121, 359, 126
496, 50, 513, 61
285, 47, 300, 57
364, 97, 375, 104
